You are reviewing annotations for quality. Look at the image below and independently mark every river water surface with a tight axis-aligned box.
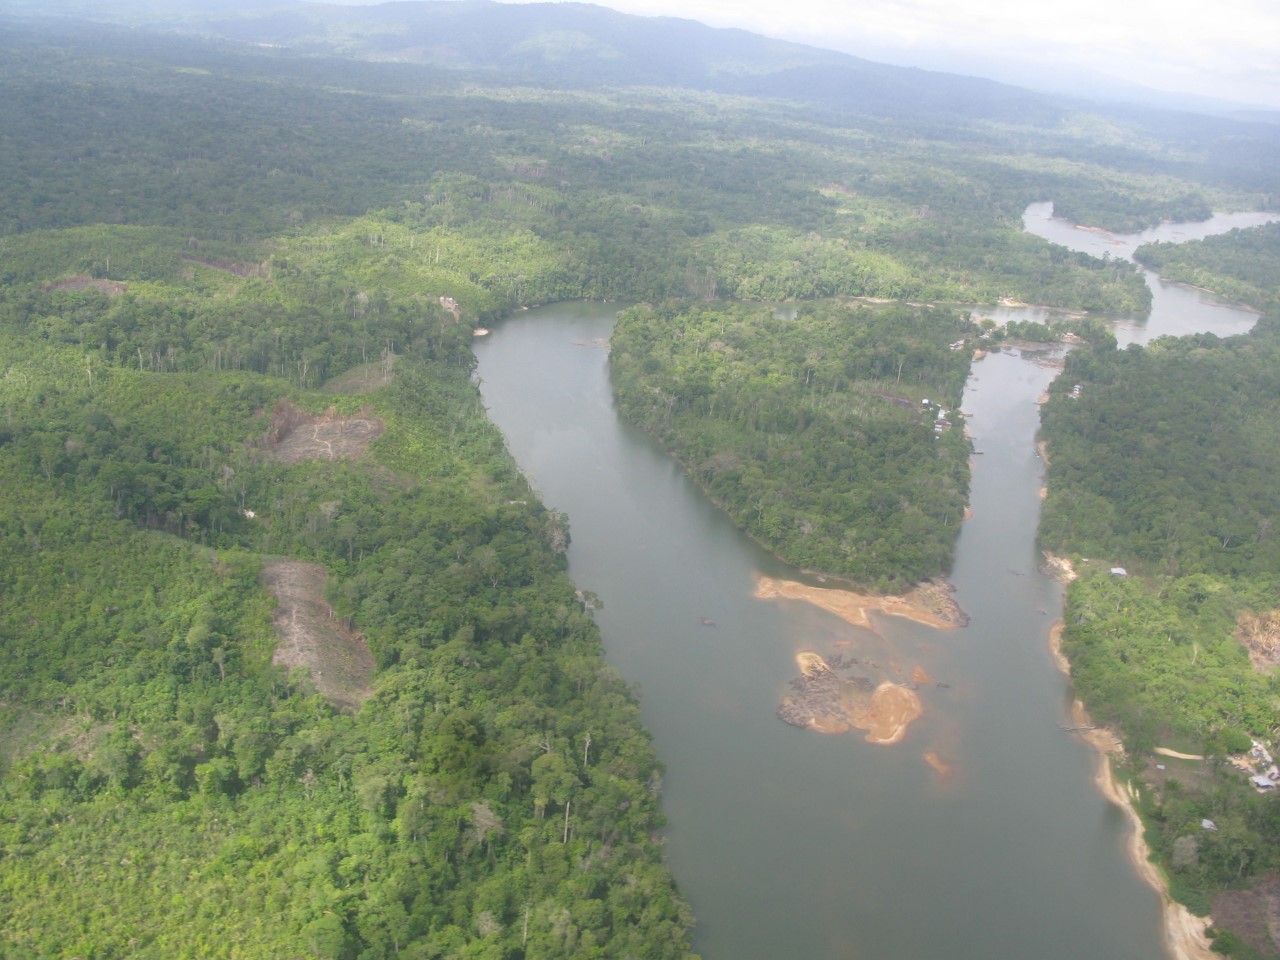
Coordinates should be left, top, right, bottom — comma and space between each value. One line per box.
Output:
472, 206, 1271, 959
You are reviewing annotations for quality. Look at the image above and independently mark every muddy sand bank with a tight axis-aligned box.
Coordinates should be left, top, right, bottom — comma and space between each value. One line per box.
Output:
754, 575, 967, 631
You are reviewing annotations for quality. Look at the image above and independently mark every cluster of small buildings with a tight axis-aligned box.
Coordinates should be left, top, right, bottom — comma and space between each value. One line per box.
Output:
1231, 740, 1280, 792
921, 399, 951, 436
1069, 383, 1083, 399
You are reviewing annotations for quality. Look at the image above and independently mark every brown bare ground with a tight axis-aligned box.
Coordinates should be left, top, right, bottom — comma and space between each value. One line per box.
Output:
1041, 552, 1078, 582
1213, 874, 1280, 957
264, 400, 385, 464
46, 275, 126, 295
262, 559, 373, 711
1238, 609, 1280, 672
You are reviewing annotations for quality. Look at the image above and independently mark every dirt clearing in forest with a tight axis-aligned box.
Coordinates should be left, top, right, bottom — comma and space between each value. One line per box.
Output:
264, 400, 384, 464
46, 275, 126, 295
1213, 874, 1280, 958
262, 559, 373, 711
1238, 609, 1280, 672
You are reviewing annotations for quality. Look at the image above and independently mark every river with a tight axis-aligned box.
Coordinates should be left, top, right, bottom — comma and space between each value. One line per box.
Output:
472, 206, 1271, 959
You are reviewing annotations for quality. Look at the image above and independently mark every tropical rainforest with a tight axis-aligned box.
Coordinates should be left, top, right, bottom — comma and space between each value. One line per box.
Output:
610, 301, 973, 588
1, 0, 1279, 956
1040, 222, 1280, 955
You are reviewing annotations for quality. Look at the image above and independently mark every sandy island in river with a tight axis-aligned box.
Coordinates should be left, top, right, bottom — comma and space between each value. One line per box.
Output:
754, 574, 967, 631
1049, 620, 1216, 960
787, 652, 923, 744
764, 576, 959, 744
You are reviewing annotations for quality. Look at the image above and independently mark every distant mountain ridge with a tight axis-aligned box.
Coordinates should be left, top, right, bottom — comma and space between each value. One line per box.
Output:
5, 0, 1064, 125
5, 0, 1277, 189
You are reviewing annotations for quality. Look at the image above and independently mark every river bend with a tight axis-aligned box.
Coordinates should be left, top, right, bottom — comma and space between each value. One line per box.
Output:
472, 206, 1271, 959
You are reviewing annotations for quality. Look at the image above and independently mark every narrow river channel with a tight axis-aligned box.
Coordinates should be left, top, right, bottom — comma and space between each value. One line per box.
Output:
472, 206, 1272, 960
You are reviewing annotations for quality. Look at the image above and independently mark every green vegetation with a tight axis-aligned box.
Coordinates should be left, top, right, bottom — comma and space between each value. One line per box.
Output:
1135, 222, 1280, 312
1040, 300, 1280, 937
2, 4, 1279, 956
0, 272, 693, 958
1040, 332, 1280, 579
611, 302, 972, 587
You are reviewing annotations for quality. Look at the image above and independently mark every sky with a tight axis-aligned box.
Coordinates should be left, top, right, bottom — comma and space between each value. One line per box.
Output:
486, 0, 1280, 108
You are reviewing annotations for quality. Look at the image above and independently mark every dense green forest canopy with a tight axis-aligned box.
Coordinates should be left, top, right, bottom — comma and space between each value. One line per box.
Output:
0, 318, 695, 957
2, 4, 1280, 956
1039, 235, 1280, 945
1135, 222, 1280, 313
610, 302, 972, 588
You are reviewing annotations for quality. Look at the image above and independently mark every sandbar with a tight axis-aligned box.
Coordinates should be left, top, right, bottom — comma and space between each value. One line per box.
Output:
755, 574, 967, 631
1047, 619, 1070, 673
861, 682, 922, 745
781, 653, 923, 744
923, 751, 951, 776
797, 651, 830, 678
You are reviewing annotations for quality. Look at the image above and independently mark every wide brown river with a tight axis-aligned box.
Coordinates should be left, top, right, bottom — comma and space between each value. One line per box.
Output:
472, 205, 1273, 959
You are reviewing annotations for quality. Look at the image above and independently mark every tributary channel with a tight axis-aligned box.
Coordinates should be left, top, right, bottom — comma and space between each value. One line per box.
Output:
472, 204, 1274, 959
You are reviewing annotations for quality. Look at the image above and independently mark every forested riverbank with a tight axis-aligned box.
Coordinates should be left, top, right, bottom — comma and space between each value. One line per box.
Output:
610, 301, 973, 588
1040, 223, 1280, 958
1, 6, 1279, 957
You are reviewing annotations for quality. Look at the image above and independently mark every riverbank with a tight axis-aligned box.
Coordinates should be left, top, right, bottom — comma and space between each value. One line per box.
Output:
1048, 621, 1217, 960
754, 574, 967, 631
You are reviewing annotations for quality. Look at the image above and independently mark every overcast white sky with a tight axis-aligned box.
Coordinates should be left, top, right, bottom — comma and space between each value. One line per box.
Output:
496, 0, 1280, 108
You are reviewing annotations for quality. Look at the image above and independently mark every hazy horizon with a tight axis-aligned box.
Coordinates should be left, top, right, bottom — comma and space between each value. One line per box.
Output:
302, 0, 1280, 110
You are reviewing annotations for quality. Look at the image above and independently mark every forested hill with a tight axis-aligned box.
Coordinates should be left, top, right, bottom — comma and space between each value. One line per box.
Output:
8, 0, 1280, 225
5, 0, 1062, 124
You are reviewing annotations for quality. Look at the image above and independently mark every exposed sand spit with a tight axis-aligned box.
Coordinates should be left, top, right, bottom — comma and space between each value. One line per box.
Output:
754, 574, 967, 631
923, 751, 951, 776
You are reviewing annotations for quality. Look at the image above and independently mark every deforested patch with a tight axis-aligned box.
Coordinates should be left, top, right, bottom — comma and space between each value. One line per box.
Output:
262, 559, 373, 711
264, 400, 384, 464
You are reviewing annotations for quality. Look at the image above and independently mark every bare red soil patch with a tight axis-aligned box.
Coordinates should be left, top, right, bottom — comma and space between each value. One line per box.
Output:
262, 559, 373, 711
264, 400, 385, 464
